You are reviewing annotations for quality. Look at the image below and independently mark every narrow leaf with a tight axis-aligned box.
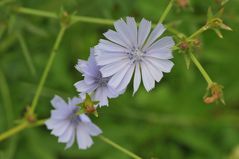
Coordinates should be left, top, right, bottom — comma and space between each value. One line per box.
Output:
184, 53, 191, 69
213, 29, 223, 38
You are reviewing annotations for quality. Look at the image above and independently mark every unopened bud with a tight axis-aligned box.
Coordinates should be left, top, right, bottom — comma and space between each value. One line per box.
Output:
176, 0, 189, 8
192, 39, 201, 48
24, 106, 37, 123
60, 9, 71, 27
179, 41, 189, 50
80, 94, 99, 116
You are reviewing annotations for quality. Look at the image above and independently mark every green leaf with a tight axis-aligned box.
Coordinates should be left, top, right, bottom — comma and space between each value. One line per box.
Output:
183, 53, 191, 69
219, 23, 233, 31
207, 7, 213, 20
215, 8, 224, 18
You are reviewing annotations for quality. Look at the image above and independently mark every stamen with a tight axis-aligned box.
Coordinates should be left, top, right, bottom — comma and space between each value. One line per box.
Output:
127, 47, 145, 62
96, 74, 110, 87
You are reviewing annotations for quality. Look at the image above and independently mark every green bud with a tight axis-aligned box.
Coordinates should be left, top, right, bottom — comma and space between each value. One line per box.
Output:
80, 94, 99, 115
83, 94, 95, 108
24, 106, 37, 123
59, 8, 71, 27
75, 94, 99, 116
205, 7, 232, 39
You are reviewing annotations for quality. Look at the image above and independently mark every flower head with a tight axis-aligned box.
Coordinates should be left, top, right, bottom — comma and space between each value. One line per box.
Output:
95, 17, 175, 94
45, 95, 102, 150
74, 49, 121, 106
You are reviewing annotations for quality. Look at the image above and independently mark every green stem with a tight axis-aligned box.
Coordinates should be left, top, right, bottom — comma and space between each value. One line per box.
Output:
167, 27, 185, 39
0, 120, 142, 159
17, 32, 37, 77
159, 0, 174, 23
16, 7, 57, 19
188, 25, 209, 40
16, 7, 114, 26
99, 135, 142, 159
0, 119, 45, 142
29, 119, 46, 128
0, 122, 28, 141
30, 26, 66, 113
0, 70, 13, 127
70, 15, 114, 26
189, 52, 213, 85
16, 6, 183, 36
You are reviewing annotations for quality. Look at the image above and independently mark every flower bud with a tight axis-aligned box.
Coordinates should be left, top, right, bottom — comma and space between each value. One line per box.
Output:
179, 41, 189, 50
24, 106, 37, 123
176, 0, 189, 8
206, 7, 232, 38
79, 94, 99, 117
60, 9, 71, 27
192, 39, 201, 48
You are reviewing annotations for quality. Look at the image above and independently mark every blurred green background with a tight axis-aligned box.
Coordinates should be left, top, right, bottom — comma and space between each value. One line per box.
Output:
1, 0, 239, 159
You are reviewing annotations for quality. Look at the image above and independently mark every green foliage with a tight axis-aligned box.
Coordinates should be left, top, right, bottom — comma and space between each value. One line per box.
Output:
1, 0, 239, 159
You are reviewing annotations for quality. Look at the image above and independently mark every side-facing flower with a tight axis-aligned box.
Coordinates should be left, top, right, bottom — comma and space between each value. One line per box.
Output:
74, 49, 121, 106
45, 95, 102, 150
95, 17, 175, 94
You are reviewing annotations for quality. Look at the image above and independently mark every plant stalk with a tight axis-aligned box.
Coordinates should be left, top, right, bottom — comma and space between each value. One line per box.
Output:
30, 26, 66, 113
189, 52, 214, 85
99, 135, 142, 159
159, 0, 174, 23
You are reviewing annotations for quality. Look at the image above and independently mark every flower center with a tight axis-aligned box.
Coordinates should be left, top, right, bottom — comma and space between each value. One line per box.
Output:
69, 108, 81, 125
127, 47, 145, 62
96, 74, 110, 87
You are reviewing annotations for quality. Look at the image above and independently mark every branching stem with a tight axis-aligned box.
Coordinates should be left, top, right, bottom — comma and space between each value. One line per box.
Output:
159, 0, 174, 23
30, 26, 66, 113
0, 120, 142, 159
189, 52, 214, 85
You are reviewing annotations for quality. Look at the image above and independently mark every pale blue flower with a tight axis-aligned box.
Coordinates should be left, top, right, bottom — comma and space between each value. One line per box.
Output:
45, 95, 102, 150
95, 17, 175, 94
74, 49, 121, 106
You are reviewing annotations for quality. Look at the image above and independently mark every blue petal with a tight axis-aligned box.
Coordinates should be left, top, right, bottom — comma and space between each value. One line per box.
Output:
76, 124, 93, 149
